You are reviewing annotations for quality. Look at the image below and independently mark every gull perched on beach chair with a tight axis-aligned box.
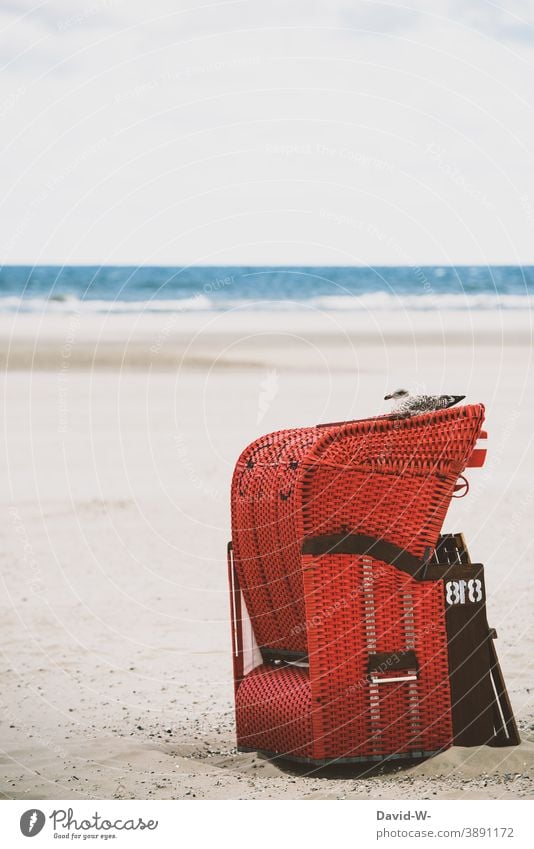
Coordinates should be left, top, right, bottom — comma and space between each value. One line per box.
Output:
384, 389, 465, 417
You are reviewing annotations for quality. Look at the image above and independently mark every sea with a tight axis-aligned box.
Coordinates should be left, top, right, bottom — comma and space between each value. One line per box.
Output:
0, 265, 532, 314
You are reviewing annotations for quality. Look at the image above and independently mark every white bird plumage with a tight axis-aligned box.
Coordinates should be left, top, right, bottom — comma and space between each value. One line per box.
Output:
384, 388, 465, 417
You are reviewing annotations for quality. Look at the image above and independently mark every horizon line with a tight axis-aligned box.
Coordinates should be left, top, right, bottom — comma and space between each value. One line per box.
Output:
2, 263, 534, 270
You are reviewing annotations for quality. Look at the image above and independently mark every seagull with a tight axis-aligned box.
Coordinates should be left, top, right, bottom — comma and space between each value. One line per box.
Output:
384, 388, 465, 417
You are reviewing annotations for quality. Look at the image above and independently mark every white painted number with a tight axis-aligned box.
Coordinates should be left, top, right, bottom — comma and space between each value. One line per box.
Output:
445, 578, 483, 605
468, 578, 483, 602
445, 580, 460, 605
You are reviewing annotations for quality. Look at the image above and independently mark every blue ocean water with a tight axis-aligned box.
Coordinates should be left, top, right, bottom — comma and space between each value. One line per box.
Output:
0, 265, 532, 313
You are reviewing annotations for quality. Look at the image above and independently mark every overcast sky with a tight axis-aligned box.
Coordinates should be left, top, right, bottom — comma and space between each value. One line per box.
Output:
1, 0, 533, 266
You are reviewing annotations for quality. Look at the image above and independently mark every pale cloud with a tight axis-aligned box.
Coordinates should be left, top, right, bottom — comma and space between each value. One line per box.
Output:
0, 0, 533, 265
449, 0, 534, 42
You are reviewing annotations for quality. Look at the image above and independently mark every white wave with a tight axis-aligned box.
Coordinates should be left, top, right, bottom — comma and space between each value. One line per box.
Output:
309, 293, 533, 311
0, 291, 531, 314
0, 294, 215, 313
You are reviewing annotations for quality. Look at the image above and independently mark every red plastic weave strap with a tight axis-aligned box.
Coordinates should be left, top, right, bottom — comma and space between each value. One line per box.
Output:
466, 429, 488, 467
231, 404, 486, 761
301, 550, 454, 760
230, 404, 485, 656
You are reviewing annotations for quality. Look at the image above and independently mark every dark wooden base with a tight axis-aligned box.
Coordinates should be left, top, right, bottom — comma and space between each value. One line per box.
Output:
430, 533, 520, 748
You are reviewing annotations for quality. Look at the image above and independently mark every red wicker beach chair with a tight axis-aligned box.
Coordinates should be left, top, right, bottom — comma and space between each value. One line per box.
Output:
228, 405, 518, 764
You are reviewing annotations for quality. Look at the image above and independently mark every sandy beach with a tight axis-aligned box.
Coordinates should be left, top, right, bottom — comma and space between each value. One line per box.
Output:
1, 310, 533, 800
